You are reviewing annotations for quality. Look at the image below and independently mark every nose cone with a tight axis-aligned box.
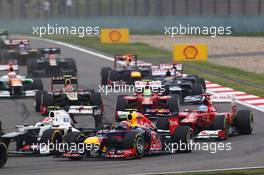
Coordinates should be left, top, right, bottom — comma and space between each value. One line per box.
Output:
84, 136, 101, 145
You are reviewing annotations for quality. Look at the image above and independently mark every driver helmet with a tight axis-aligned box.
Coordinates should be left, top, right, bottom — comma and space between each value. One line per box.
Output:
8, 71, 16, 78
198, 105, 208, 111
143, 88, 152, 96
48, 54, 56, 60
41, 117, 53, 125
118, 121, 130, 130
165, 69, 171, 77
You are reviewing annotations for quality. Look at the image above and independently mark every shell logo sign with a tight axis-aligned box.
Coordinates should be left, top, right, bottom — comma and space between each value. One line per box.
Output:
173, 44, 208, 62
100, 28, 129, 43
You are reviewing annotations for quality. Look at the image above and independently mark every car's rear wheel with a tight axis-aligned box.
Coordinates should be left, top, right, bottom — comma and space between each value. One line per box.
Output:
0, 143, 8, 168
109, 70, 120, 81
43, 93, 54, 107
115, 95, 128, 121
167, 96, 179, 114
197, 77, 206, 92
191, 83, 204, 95
35, 90, 46, 112
100, 67, 111, 85
33, 78, 43, 90
236, 110, 254, 135
91, 92, 103, 129
64, 132, 86, 160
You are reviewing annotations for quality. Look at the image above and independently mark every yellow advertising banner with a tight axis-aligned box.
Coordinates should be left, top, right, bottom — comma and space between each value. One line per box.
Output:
100, 28, 129, 43
173, 44, 208, 62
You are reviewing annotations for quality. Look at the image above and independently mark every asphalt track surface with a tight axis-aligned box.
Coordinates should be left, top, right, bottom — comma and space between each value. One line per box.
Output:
0, 39, 264, 175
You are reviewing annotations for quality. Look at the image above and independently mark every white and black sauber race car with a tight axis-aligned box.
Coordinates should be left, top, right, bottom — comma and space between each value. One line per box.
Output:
1, 108, 100, 155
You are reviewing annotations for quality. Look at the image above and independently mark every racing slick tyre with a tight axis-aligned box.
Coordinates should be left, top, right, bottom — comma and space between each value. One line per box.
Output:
156, 117, 169, 130
40, 129, 63, 154
91, 92, 103, 129
167, 96, 179, 115
191, 83, 204, 95
33, 78, 43, 90
91, 92, 103, 106
115, 95, 128, 121
172, 126, 194, 153
100, 67, 111, 85
197, 77, 206, 92
62, 58, 78, 76
0, 143, 8, 168
213, 115, 229, 139
236, 110, 254, 135
123, 132, 145, 159
43, 93, 54, 107
109, 70, 120, 81
35, 90, 46, 112
27, 59, 39, 76
64, 132, 86, 160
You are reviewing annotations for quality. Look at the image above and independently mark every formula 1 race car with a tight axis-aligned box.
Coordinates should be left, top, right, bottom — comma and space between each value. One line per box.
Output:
115, 81, 179, 121
0, 121, 8, 168
151, 64, 206, 102
176, 93, 254, 140
56, 111, 193, 160
27, 48, 77, 77
1, 108, 100, 155
100, 54, 152, 85
0, 38, 38, 65
0, 64, 43, 97
35, 75, 103, 126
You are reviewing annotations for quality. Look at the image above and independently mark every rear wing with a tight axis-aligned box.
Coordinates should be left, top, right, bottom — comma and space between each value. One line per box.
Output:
184, 94, 236, 104
159, 64, 183, 71
135, 80, 163, 90
67, 106, 102, 115
152, 64, 183, 77
7, 39, 29, 45
51, 75, 78, 90
211, 94, 236, 103
114, 54, 137, 68
47, 105, 102, 115
39, 48, 61, 54
0, 64, 19, 71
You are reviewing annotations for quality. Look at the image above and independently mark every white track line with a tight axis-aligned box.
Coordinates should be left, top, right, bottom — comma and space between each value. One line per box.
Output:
129, 165, 264, 175
29, 37, 264, 113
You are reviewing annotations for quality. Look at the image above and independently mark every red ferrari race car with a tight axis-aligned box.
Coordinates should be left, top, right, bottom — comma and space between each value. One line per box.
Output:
56, 111, 194, 160
100, 54, 152, 85
176, 93, 254, 140
115, 81, 179, 121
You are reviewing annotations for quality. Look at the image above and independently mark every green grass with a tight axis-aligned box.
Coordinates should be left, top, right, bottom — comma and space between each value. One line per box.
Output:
160, 168, 264, 175
47, 35, 171, 59
46, 35, 264, 97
